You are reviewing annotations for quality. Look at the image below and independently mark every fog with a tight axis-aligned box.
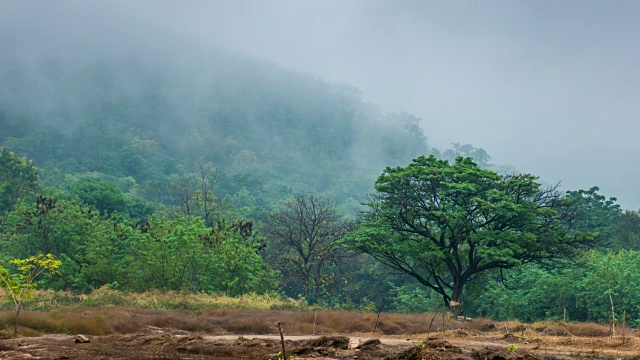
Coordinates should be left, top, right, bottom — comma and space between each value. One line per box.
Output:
4, 0, 640, 208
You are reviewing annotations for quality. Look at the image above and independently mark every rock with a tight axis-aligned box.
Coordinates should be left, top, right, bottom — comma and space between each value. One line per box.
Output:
307, 336, 349, 349
75, 335, 90, 343
358, 339, 381, 350
348, 337, 360, 350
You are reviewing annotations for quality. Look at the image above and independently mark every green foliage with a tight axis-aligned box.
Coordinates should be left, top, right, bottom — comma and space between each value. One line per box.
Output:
1, 197, 127, 292
0, 146, 39, 214
608, 209, 640, 251
469, 265, 579, 322
1, 193, 276, 295
124, 216, 276, 295
125, 195, 156, 222
576, 251, 640, 325
388, 282, 442, 313
205, 219, 277, 295
468, 250, 640, 325
2, 196, 93, 258
71, 177, 128, 215
564, 186, 621, 245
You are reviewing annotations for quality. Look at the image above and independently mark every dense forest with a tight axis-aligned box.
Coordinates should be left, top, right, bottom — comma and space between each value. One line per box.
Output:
2, 40, 640, 326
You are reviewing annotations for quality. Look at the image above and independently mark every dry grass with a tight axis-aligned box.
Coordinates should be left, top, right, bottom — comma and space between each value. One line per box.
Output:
5, 305, 626, 339
2, 287, 636, 343
530, 320, 628, 337
0, 307, 493, 336
21, 287, 304, 312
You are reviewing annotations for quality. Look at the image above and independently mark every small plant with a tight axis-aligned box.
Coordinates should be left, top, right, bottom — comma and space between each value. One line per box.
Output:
507, 343, 518, 353
416, 343, 426, 349
276, 351, 294, 360
0, 254, 62, 334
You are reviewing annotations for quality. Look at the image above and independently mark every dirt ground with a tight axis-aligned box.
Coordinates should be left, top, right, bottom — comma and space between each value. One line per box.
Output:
2, 327, 640, 360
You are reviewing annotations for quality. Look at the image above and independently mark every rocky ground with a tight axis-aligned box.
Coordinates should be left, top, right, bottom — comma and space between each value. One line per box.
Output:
2, 327, 640, 360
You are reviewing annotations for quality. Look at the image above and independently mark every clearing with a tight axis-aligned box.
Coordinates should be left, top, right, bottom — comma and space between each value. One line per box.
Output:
0, 307, 638, 359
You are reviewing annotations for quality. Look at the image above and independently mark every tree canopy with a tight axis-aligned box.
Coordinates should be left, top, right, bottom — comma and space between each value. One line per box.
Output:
347, 155, 600, 314
0, 146, 38, 214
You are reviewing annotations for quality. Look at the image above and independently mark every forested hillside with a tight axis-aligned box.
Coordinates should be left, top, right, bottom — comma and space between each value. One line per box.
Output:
2, 33, 640, 326
0, 43, 438, 214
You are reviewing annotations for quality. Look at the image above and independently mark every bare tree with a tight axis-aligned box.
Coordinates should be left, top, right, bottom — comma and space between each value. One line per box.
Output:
262, 194, 351, 298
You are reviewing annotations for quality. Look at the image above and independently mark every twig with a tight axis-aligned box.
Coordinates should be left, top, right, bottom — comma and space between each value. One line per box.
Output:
623, 310, 626, 344
277, 322, 287, 360
373, 298, 384, 333
312, 312, 317, 336
563, 307, 567, 337
606, 264, 616, 337
427, 313, 437, 339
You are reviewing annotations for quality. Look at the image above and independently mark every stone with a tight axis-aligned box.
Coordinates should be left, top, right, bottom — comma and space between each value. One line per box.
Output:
348, 337, 360, 350
75, 335, 90, 343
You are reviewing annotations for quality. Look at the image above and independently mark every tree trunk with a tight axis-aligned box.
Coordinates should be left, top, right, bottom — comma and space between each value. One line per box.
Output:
312, 262, 324, 298
449, 282, 463, 316
302, 265, 312, 298
302, 274, 310, 298
14, 303, 22, 335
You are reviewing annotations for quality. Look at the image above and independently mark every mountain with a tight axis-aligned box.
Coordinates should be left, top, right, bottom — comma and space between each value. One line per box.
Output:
0, 31, 433, 212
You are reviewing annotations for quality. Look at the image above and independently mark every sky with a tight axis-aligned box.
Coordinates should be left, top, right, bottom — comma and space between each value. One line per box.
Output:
5, 1, 640, 208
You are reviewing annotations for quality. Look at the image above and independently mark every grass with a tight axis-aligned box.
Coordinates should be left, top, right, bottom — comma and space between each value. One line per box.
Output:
0, 287, 635, 339
0, 308, 443, 336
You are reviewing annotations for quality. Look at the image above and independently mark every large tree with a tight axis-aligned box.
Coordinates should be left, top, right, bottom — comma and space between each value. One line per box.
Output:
348, 156, 599, 314
71, 177, 128, 215
262, 194, 352, 298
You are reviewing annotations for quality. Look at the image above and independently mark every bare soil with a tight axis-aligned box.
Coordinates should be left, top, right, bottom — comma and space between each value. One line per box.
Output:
2, 328, 640, 360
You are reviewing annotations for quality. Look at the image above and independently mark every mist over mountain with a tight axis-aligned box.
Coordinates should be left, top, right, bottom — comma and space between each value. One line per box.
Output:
2, 0, 639, 213
0, 4, 451, 212
101, 0, 640, 209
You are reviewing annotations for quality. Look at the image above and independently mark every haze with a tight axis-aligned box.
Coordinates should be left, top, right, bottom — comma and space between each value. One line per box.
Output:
4, 0, 640, 208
